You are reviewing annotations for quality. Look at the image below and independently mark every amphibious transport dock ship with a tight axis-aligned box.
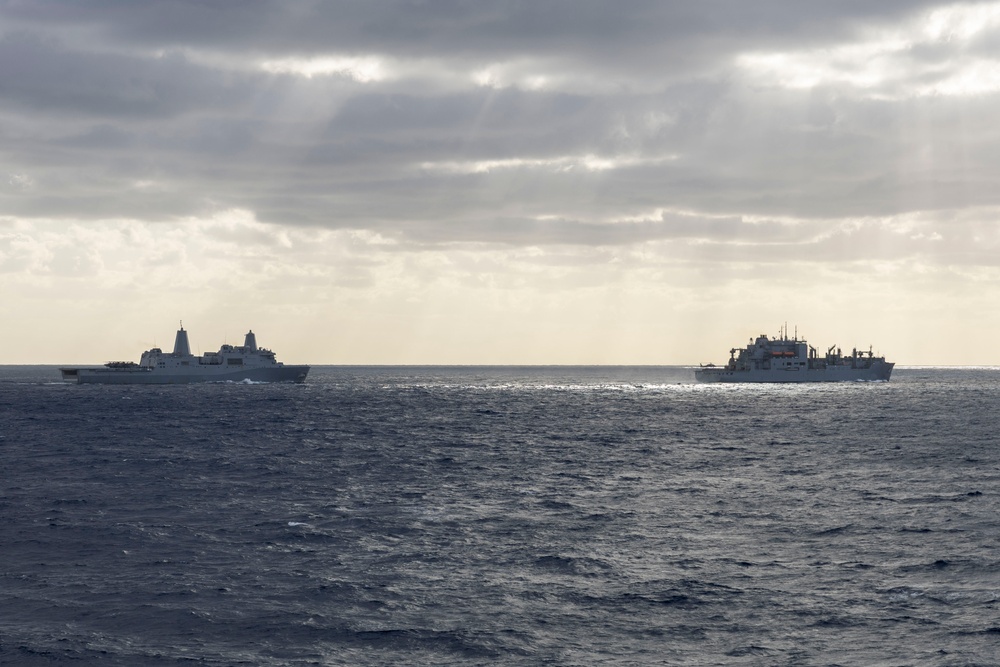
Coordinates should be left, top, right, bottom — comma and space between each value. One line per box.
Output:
60, 326, 309, 384
695, 327, 893, 383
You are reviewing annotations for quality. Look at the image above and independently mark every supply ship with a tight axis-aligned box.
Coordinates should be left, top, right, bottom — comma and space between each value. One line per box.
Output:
60, 326, 309, 384
695, 326, 893, 383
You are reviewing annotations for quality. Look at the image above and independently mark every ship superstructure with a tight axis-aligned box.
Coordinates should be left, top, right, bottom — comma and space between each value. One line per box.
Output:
694, 326, 893, 383
60, 326, 309, 384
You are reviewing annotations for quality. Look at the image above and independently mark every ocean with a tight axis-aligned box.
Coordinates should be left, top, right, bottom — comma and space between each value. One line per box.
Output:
1, 366, 998, 666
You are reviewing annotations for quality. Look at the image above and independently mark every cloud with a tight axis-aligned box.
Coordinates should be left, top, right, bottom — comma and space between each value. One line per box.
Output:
737, 1, 1000, 98
3, 1, 1000, 362
260, 56, 387, 83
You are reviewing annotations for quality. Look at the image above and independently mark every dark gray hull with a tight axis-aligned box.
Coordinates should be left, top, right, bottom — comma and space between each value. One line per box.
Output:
695, 361, 893, 383
62, 365, 309, 384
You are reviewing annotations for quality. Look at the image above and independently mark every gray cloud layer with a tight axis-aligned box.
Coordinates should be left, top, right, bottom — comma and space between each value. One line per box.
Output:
2, 0, 999, 254
2, 2, 937, 55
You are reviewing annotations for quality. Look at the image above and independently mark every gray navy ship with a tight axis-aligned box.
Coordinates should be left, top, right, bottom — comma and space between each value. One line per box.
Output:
60, 326, 309, 384
695, 327, 893, 383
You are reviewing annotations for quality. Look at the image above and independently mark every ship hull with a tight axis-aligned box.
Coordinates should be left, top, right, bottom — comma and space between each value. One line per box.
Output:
695, 361, 893, 383
61, 365, 310, 384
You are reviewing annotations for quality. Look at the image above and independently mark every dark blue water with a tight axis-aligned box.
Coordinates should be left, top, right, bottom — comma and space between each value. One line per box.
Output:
2, 366, 999, 665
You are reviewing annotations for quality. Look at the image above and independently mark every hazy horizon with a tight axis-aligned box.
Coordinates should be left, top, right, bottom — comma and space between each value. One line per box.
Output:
4, 2, 1000, 364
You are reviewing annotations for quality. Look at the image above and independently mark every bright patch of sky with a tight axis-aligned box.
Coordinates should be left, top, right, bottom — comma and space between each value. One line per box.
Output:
259, 56, 387, 82
420, 153, 678, 175
737, 1, 1000, 97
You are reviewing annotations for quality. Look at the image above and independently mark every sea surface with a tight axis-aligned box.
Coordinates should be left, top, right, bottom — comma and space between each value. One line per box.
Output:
1, 366, 999, 666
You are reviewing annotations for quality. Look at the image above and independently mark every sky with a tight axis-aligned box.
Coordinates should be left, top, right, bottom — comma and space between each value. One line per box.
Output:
4, 1, 1000, 364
